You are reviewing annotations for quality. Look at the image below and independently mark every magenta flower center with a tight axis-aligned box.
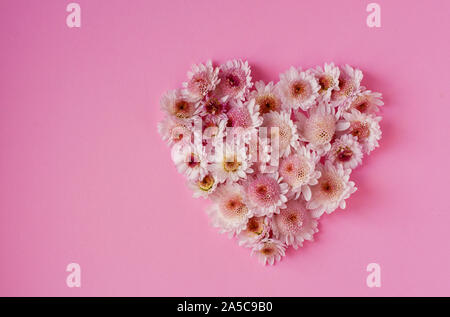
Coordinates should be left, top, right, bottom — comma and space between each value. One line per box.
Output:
226, 74, 240, 87
187, 153, 199, 168
205, 98, 222, 115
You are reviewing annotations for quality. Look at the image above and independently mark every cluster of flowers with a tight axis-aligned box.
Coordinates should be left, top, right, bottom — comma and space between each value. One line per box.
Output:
158, 60, 383, 265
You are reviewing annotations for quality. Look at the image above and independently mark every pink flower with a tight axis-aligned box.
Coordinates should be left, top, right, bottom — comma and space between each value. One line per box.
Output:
216, 59, 252, 101
226, 99, 262, 132
187, 173, 218, 198
342, 89, 384, 115
208, 182, 254, 236
262, 110, 299, 158
157, 116, 192, 146
246, 173, 288, 217
251, 238, 286, 265
327, 134, 363, 170
157, 60, 385, 264
296, 102, 349, 155
342, 109, 382, 154
198, 92, 229, 117
160, 89, 199, 121
310, 62, 340, 102
250, 81, 284, 114
272, 199, 318, 249
277, 67, 319, 111
332, 64, 363, 102
278, 146, 321, 201
182, 60, 220, 101
237, 216, 271, 247
307, 161, 357, 218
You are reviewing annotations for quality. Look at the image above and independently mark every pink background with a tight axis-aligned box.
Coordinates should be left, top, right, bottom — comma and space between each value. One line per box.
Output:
1, 0, 449, 296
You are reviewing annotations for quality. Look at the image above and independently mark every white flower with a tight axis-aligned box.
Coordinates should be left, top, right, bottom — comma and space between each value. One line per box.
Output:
310, 62, 340, 102
171, 141, 209, 181
332, 64, 363, 102
187, 173, 218, 198
237, 216, 271, 247
342, 109, 382, 154
262, 110, 299, 158
295, 102, 349, 155
207, 182, 254, 236
327, 134, 363, 170
157, 60, 385, 264
277, 67, 319, 111
307, 161, 357, 218
249, 81, 284, 114
160, 89, 199, 121
251, 238, 286, 265
340, 89, 384, 115
212, 143, 253, 183
182, 60, 220, 102
272, 199, 319, 249
157, 116, 192, 146
278, 146, 321, 201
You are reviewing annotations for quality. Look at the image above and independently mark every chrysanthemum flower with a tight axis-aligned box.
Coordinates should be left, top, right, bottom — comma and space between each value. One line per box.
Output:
216, 59, 252, 101
272, 199, 318, 249
262, 110, 299, 158
277, 67, 319, 111
207, 182, 254, 236
188, 173, 218, 198
342, 109, 382, 154
332, 64, 363, 101
157, 60, 384, 263
212, 144, 253, 183
250, 81, 284, 114
251, 238, 286, 265
226, 98, 263, 133
278, 146, 321, 201
160, 89, 199, 121
237, 216, 271, 247
310, 62, 340, 102
182, 60, 220, 102
327, 134, 363, 170
197, 92, 229, 117
157, 116, 192, 145
171, 141, 209, 181
307, 161, 357, 218
201, 115, 227, 148
342, 89, 384, 115
296, 103, 349, 154
246, 173, 288, 217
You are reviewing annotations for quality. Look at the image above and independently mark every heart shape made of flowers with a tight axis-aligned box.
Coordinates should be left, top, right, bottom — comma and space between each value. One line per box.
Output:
158, 60, 383, 265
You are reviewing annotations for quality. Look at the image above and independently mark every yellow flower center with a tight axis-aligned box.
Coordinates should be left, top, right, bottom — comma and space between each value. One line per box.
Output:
198, 175, 214, 191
